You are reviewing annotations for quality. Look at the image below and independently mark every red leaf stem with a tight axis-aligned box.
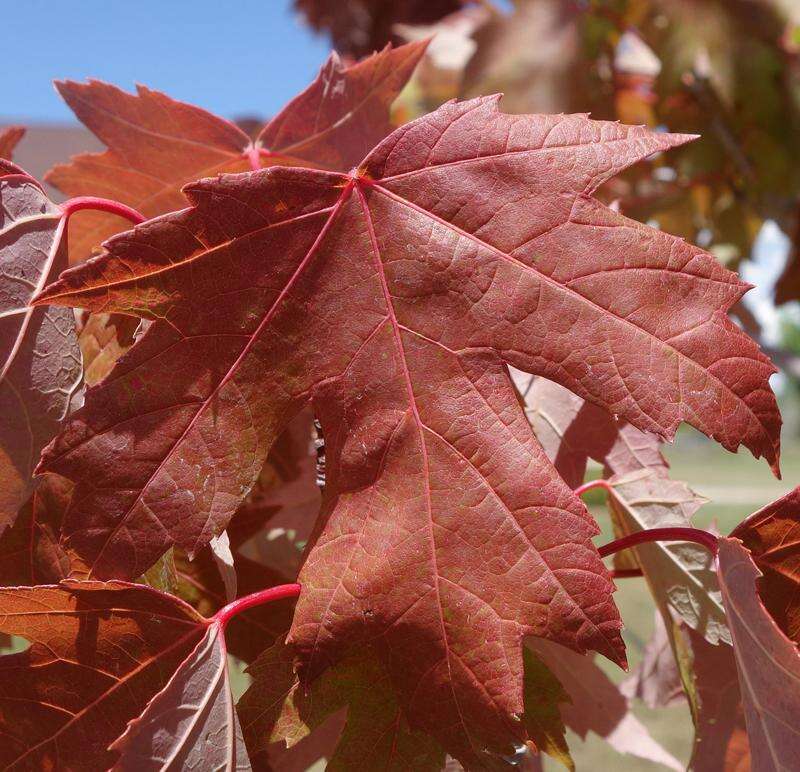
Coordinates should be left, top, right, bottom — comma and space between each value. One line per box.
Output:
213, 583, 302, 628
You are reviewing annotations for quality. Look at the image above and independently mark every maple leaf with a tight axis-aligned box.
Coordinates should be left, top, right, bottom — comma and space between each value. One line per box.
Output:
717, 537, 800, 770
0, 581, 214, 769
730, 485, 800, 643
46, 41, 427, 261
34, 97, 782, 763
0, 161, 82, 528
0, 125, 25, 160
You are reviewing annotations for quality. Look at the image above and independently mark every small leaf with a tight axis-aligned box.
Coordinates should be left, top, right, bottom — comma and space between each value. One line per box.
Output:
78, 312, 141, 386
0, 126, 25, 160
608, 468, 726, 645
730, 485, 800, 643
511, 372, 618, 489
0, 581, 209, 770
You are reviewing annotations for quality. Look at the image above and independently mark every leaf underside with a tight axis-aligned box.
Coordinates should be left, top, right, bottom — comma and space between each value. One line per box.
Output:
0, 162, 82, 528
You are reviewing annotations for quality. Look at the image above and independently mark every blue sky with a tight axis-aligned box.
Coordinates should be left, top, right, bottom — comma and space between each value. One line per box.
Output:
2, 0, 332, 123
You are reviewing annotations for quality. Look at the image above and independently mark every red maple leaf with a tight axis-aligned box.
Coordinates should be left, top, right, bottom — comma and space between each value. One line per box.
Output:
34, 96, 780, 764
46, 41, 427, 261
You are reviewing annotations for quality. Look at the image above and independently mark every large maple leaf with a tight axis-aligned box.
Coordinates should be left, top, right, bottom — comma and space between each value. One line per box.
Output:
46, 41, 426, 261
34, 97, 781, 764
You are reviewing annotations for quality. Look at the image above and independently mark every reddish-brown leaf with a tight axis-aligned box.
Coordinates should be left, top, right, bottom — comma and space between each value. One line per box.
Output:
0, 126, 25, 160
34, 98, 781, 763
0, 581, 212, 770
730, 486, 800, 643
717, 537, 800, 770
46, 42, 426, 261
0, 162, 82, 527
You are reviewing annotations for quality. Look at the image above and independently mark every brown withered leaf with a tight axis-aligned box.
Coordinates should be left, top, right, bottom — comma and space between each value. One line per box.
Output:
607, 469, 724, 644
78, 312, 140, 386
